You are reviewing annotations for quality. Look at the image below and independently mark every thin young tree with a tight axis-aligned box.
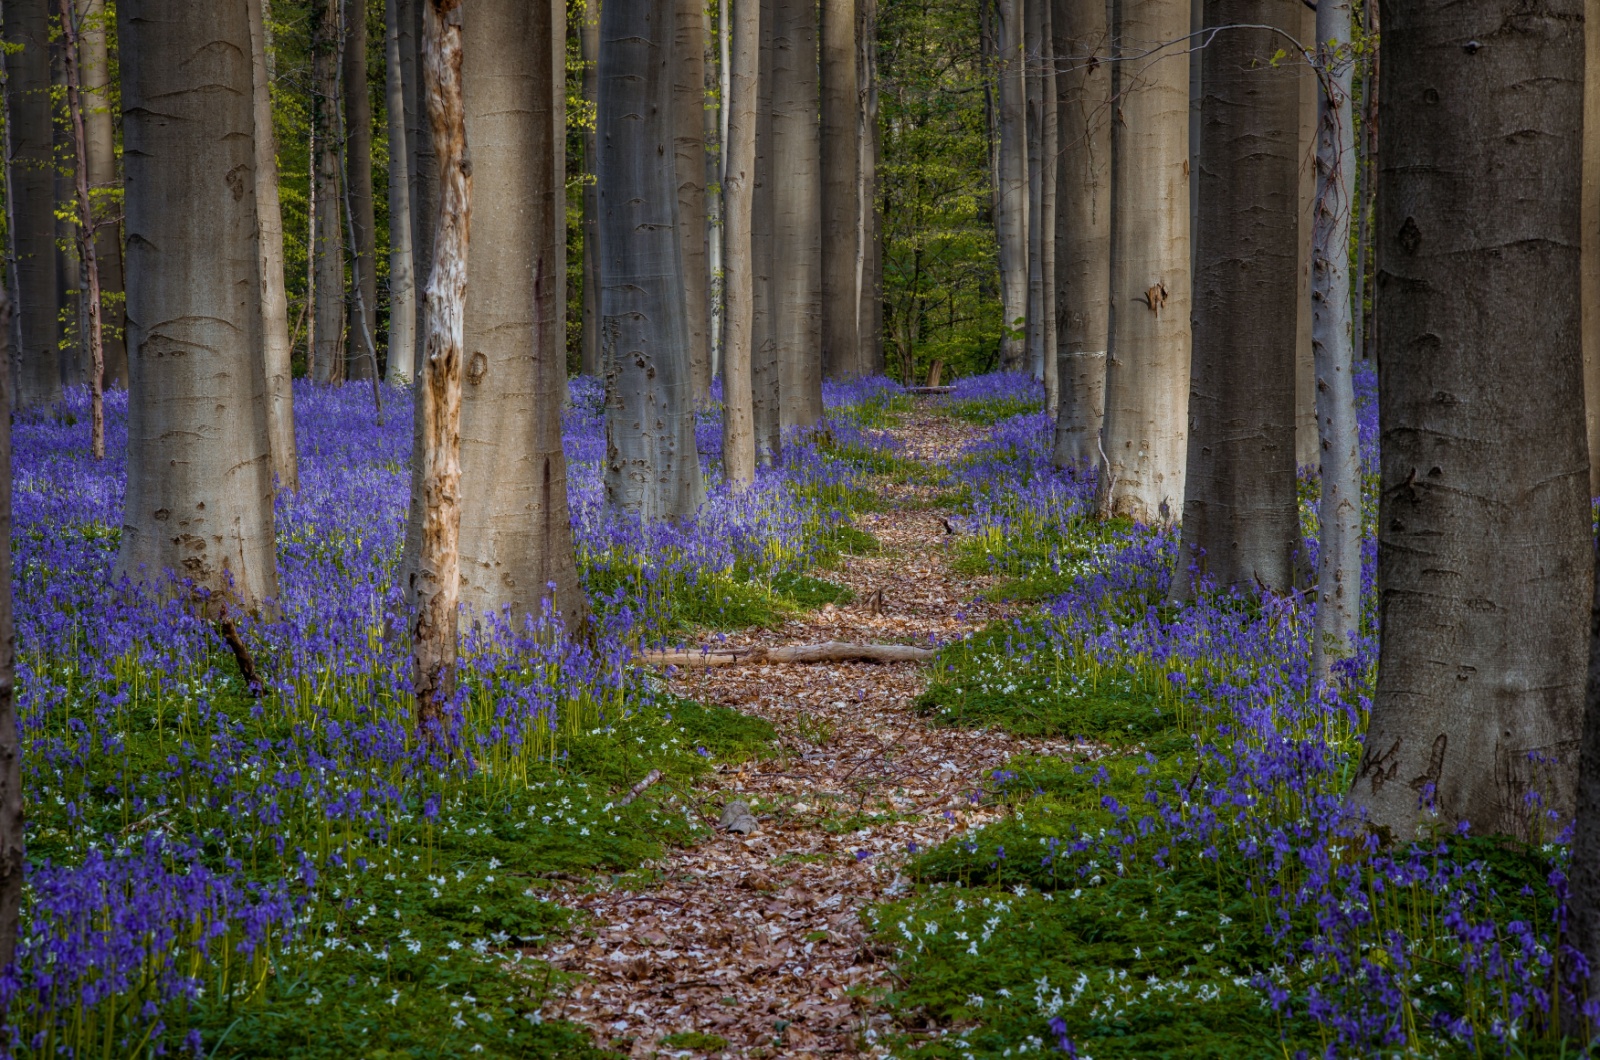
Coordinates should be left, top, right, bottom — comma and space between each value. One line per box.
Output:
0, 288, 19, 975
5, 0, 58, 409
411, 0, 471, 732
675, 0, 712, 400
1309, 0, 1358, 679
1349, 0, 1588, 841
116, 0, 279, 609
344, 0, 379, 380
385, 0, 417, 383
456, 0, 585, 626
1049, 0, 1109, 469
77, 0, 124, 387
311, 0, 346, 383
600, 0, 705, 518
1098, 0, 1191, 525
995, 0, 1027, 370
722, 0, 758, 486
55, 0, 105, 456
1172, 0, 1302, 597
821, 0, 861, 378
580, 0, 602, 377
771, 0, 822, 428
248, 0, 300, 491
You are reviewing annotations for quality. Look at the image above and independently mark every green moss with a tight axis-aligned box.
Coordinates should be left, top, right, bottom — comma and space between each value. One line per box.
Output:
658, 1030, 730, 1052
945, 397, 1043, 426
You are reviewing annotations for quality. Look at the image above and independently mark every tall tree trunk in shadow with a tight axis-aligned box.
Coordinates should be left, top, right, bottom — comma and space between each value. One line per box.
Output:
580, 0, 602, 378
675, 0, 712, 400
0, 288, 20, 975
599, 0, 706, 519
821, 0, 861, 378
344, 0, 379, 380
384, 0, 417, 383
1349, 0, 1588, 843
857, 0, 883, 375
995, 0, 1027, 369
1583, 0, 1600, 494
751, 0, 780, 463
722, 0, 758, 487
1293, 1, 1317, 469
77, 0, 123, 387
312, 0, 347, 383
1050, 0, 1109, 469
5, 0, 59, 408
1097, 0, 1190, 524
772, 0, 822, 428
116, 0, 279, 609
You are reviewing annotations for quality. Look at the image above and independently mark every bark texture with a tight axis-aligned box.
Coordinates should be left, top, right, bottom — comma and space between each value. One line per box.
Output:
1352, 0, 1589, 841
457, 0, 585, 627
1037, 0, 1057, 408
1567, 535, 1600, 1021
750, 0, 780, 464
385, 0, 417, 383
599, 0, 706, 519
344, 0, 379, 380
78, 0, 124, 387
1310, 0, 1359, 678
857, 0, 883, 373
1098, 0, 1190, 524
57, 0, 105, 456
407, 0, 439, 370
412, 0, 471, 732
6, 0, 58, 408
1293, 1, 1318, 468
249, 0, 300, 491
674, 0, 712, 400
0, 289, 19, 972
821, 0, 861, 378
996, 0, 1027, 370
1050, 0, 1110, 469
312, 0, 346, 382
1174, 0, 1302, 597
771, 0, 823, 429
1584, 0, 1600, 495
722, 0, 758, 487
116, 0, 279, 608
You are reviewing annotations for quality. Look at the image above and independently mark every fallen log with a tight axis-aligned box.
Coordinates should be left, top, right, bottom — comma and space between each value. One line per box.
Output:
639, 641, 937, 667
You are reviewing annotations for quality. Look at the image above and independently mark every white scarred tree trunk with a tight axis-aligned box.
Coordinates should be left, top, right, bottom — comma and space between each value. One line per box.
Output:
116, 0, 278, 609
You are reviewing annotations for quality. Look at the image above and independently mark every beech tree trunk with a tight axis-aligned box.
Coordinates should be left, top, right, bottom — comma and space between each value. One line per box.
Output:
580, 0, 602, 378
5, 0, 59, 408
56, 0, 105, 456
1050, 0, 1109, 470
1350, 0, 1588, 842
722, 0, 758, 487
857, 0, 883, 374
1570, 534, 1600, 1028
821, 0, 861, 379
707, 21, 724, 380
1293, 2, 1318, 469
1583, 0, 1600, 495
674, 0, 712, 401
312, 0, 346, 383
1024, 0, 1044, 379
0, 288, 18, 974
1098, 0, 1190, 525
116, 0, 279, 609
1309, 0, 1359, 679
1173, 0, 1302, 597
1038, 0, 1057, 408
344, 0, 379, 380
995, 0, 1027, 370
456, 0, 585, 627
412, 0, 471, 732
772, 0, 823, 428
751, 0, 780, 463
385, 0, 418, 383
248, 0, 300, 492
77, 0, 124, 387
408, 0, 440, 371
600, 0, 706, 519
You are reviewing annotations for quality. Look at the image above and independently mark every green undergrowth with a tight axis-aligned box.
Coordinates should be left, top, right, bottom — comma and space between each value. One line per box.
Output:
950, 514, 1137, 600
29, 672, 776, 1058
944, 396, 1044, 426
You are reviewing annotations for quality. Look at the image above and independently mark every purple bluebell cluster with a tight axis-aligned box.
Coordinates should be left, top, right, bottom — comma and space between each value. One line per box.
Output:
4, 377, 899, 1054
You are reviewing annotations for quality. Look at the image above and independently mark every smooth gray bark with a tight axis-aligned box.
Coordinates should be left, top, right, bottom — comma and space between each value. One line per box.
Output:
857, 0, 883, 374
1351, 0, 1588, 841
751, 0, 780, 463
1050, 0, 1109, 469
456, 0, 585, 626
1038, 0, 1057, 407
1173, 0, 1302, 597
1309, 0, 1359, 679
599, 0, 705, 519
995, 0, 1027, 370
344, 0, 378, 380
771, 0, 822, 428
116, 0, 279, 608
1293, 1, 1317, 469
821, 0, 861, 378
384, 0, 417, 383
722, 0, 758, 487
675, 0, 712, 400
5, 0, 58, 408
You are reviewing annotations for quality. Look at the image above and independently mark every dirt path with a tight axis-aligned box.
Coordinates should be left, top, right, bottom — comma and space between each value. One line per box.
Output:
543, 404, 1084, 1058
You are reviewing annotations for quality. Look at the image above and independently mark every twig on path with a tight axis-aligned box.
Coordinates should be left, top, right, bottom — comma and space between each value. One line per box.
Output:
618, 768, 663, 807
639, 642, 936, 668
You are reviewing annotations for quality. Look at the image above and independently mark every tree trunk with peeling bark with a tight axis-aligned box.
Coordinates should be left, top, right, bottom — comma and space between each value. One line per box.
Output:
722, 0, 757, 487
600, 0, 705, 519
248, 0, 300, 491
1098, 0, 1190, 525
5, 0, 59, 408
1350, 0, 1588, 842
1050, 0, 1109, 470
411, 0, 471, 733
456, 0, 585, 628
1173, 0, 1302, 598
116, 0, 279, 610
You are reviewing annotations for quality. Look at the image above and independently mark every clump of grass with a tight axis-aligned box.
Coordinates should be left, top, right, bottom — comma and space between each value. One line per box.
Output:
945, 396, 1044, 426
659, 1030, 731, 1052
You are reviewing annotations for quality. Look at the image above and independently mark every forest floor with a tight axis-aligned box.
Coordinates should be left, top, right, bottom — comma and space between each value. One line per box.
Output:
542, 404, 1090, 1057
